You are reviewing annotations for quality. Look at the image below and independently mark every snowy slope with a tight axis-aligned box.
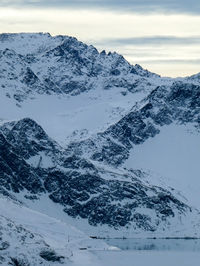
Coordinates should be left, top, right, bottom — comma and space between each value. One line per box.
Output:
125, 123, 200, 209
0, 194, 108, 265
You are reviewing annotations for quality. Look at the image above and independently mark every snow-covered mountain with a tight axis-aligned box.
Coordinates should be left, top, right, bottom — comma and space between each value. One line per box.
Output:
1, 32, 200, 264
0, 32, 173, 144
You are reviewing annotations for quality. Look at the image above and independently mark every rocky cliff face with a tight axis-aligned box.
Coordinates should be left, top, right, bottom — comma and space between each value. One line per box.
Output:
0, 117, 197, 234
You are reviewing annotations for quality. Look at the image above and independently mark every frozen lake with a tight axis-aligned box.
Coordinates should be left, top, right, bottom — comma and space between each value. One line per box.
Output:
104, 238, 200, 252
86, 239, 200, 266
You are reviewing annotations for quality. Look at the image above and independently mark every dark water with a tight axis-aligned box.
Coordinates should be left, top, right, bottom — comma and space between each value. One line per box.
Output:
105, 238, 200, 252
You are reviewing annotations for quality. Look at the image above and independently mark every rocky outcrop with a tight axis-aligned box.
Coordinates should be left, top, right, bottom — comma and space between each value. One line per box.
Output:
0, 118, 194, 231
66, 81, 200, 166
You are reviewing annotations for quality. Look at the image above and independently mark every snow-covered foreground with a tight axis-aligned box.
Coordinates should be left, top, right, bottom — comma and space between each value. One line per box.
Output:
0, 196, 108, 265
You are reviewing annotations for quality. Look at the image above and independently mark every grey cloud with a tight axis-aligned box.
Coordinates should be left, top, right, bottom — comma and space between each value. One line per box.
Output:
1, 0, 200, 15
95, 36, 200, 47
137, 59, 200, 64
122, 52, 169, 58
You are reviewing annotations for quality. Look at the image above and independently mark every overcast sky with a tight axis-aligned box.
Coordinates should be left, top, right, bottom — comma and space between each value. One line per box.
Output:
0, 0, 200, 77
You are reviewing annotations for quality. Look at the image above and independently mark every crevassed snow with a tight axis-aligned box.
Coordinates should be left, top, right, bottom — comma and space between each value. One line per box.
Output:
125, 123, 200, 208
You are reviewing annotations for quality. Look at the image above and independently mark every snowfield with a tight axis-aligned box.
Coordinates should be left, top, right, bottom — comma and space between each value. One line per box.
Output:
125, 123, 200, 208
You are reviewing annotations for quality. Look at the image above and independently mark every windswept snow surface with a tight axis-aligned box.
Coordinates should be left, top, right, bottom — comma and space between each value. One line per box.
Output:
125, 123, 200, 208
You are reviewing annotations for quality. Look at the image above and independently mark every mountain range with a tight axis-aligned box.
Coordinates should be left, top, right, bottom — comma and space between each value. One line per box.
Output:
0, 32, 200, 265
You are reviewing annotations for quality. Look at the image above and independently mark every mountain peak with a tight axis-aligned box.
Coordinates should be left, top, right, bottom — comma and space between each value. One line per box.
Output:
0, 32, 163, 103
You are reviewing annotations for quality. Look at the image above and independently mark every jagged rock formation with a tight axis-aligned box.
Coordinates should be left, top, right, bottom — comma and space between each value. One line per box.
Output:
0, 32, 163, 103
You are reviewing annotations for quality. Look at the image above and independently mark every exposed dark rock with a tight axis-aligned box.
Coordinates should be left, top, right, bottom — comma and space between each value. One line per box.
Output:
40, 249, 64, 262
